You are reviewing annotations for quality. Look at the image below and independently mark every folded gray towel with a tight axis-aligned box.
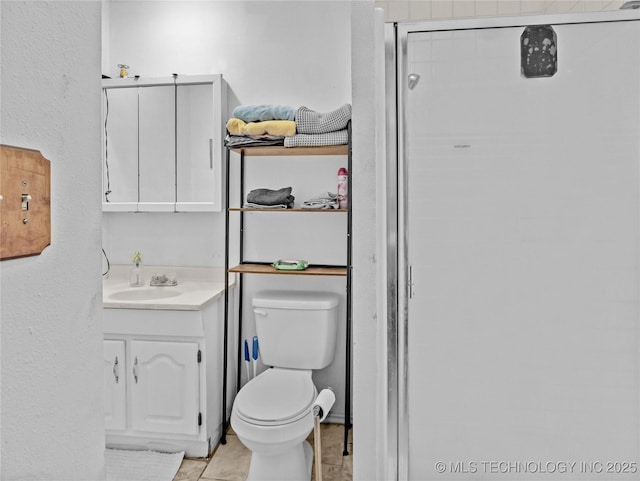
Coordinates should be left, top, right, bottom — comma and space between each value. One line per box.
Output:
246, 187, 295, 208
295, 104, 352, 134
284, 129, 349, 148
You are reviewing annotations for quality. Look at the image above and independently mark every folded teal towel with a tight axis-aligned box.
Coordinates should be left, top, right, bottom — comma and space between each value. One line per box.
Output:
232, 105, 296, 122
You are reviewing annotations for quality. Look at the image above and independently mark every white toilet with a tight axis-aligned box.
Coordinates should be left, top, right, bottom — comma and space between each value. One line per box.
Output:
231, 290, 340, 481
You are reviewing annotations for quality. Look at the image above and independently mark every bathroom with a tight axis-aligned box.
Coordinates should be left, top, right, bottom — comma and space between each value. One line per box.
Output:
2, 1, 639, 481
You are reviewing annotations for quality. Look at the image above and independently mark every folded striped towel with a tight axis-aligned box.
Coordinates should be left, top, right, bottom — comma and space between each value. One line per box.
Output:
295, 104, 351, 134
284, 129, 349, 148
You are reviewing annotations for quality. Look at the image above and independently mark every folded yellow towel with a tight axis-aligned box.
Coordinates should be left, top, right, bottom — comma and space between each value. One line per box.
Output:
226, 118, 296, 137
226, 118, 246, 135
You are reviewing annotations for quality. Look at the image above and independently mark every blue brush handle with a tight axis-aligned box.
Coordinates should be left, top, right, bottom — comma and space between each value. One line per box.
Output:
252, 336, 259, 361
244, 339, 250, 362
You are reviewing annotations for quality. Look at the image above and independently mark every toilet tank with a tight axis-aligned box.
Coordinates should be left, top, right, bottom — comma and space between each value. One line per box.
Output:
252, 290, 340, 370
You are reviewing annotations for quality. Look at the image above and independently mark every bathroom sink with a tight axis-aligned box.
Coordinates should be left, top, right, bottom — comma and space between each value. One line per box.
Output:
108, 288, 183, 301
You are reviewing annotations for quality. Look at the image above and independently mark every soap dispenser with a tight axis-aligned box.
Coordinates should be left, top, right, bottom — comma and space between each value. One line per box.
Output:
130, 250, 144, 287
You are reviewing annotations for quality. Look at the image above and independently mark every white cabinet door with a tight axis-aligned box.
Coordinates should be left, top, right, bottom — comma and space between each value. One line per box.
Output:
102, 88, 138, 211
138, 85, 176, 212
130, 340, 200, 436
176, 81, 222, 212
104, 340, 127, 431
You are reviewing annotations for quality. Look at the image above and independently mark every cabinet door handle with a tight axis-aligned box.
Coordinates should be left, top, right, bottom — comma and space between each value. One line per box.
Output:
209, 138, 213, 170
113, 355, 119, 384
133, 356, 138, 384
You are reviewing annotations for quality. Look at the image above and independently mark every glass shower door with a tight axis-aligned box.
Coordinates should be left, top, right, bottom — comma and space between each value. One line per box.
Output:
401, 18, 640, 481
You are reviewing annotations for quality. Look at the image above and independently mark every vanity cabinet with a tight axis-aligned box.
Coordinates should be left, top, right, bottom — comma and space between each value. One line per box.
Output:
104, 340, 201, 436
102, 74, 226, 212
103, 290, 233, 458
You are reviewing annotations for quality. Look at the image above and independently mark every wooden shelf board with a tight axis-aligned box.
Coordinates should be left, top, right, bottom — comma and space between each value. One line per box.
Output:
229, 145, 348, 156
229, 263, 347, 276
229, 207, 346, 213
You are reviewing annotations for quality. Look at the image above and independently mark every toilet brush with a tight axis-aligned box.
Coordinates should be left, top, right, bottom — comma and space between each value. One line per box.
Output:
312, 388, 336, 481
252, 336, 259, 379
244, 340, 251, 381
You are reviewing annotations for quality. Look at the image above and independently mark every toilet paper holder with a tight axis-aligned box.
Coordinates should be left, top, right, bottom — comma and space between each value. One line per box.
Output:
312, 387, 335, 422
312, 388, 336, 481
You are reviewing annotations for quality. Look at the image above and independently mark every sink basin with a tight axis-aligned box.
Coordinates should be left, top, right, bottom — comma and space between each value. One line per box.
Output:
109, 288, 183, 301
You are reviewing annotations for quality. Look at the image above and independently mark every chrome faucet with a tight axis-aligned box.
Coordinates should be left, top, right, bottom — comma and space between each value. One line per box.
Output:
150, 273, 177, 286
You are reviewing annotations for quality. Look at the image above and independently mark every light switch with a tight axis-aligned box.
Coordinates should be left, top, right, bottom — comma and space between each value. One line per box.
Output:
21, 193, 32, 211
0, 145, 51, 260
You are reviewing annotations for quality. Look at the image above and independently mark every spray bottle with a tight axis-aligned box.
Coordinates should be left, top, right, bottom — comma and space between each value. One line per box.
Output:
337, 167, 348, 210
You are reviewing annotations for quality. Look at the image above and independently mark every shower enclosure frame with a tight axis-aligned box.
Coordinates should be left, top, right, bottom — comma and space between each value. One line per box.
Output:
388, 9, 640, 481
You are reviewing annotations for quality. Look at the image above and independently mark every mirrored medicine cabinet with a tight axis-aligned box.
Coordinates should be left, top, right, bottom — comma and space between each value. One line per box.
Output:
102, 74, 226, 212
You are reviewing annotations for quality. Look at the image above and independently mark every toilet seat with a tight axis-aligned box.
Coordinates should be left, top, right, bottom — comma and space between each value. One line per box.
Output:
235, 369, 316, 426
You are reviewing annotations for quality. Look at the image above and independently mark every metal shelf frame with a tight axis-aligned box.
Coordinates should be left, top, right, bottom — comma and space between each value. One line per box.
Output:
221, 123, 353, 456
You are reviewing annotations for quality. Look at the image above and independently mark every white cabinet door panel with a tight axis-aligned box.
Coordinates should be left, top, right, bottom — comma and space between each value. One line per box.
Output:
130, 340, 200, 436
176, 80, 222, 211
104, 340, 127, 431
138, 85, 175, 210
103, 88, 138, 210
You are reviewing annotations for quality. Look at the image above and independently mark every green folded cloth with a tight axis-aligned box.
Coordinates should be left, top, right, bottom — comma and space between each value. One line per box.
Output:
273, 259, 309, 270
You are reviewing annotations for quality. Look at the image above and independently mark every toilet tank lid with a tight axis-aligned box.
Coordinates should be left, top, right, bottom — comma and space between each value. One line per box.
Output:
253, 290, 340, 310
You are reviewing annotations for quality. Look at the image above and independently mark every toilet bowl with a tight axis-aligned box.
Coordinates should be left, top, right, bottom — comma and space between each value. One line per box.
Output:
230, 290, 340, 481
231, 369, 317, 481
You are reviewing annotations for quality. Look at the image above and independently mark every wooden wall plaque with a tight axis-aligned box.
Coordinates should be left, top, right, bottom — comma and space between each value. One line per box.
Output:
0, 145, 51, 260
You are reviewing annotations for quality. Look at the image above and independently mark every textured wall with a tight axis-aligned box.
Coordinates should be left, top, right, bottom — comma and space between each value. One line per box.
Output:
0, 1, 105, 479
376, 0, 626, 22
351, 4, 388, 480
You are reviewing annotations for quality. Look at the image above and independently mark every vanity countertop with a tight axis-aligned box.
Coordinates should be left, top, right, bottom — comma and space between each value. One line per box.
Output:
103, 265, 234, 311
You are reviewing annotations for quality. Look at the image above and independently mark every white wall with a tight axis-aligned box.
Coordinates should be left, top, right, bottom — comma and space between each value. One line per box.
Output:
0, 1, 105, 480
351, 3, 387, 480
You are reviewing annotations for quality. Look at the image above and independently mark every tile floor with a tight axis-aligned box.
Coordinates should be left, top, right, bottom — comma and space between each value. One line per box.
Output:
173, 423, 353, 481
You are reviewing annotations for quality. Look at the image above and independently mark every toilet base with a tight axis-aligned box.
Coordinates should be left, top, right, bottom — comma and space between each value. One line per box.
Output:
246, 440, 313, 481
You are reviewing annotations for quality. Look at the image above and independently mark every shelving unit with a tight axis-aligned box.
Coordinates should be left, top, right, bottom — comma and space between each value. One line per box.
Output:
221, 123, 352, 456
